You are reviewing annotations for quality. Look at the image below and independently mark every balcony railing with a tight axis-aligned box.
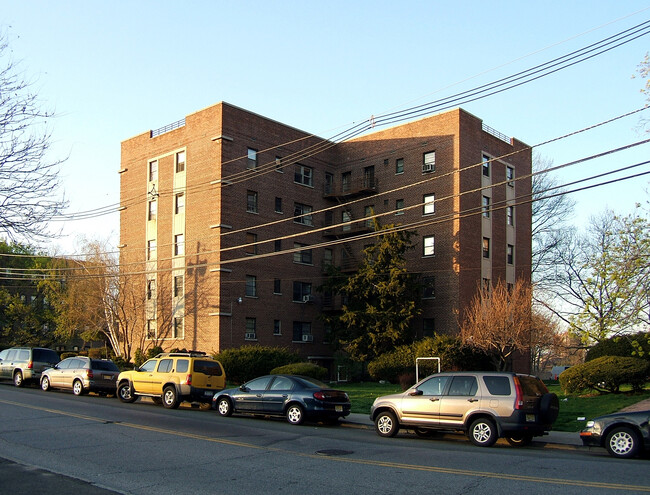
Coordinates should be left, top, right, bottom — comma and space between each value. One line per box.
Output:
151, 118, 186, 138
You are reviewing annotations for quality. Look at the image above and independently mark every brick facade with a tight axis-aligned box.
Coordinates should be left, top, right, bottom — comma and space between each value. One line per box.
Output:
120, 103, 532, 371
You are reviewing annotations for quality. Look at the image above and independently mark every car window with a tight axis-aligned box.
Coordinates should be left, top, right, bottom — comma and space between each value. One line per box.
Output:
0, 349, 7, 360
57, 359, 72, 369
447, 376, 478, 396
293, 376, 328, 388
17, 350, 30, 361
6, 350, 17, 360
417, 376, 449, 395
483, 376, 511, 395
139, 360, 158, 372
157, 359, 173, 373
193, 360, 223, 376
517, 375, 548, 396
33, 349, 59, 363
68, 359, 85, 369
245, 376, 273, 391
270, 376, 294, 391
176, 359, 189, 373
91, 360, 119, 372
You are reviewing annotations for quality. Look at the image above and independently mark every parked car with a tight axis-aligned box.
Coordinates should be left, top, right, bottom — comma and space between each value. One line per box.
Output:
0, 347, 60, 387
580, 410, 650, 458
40, 356, 120, 396
370, 371, 559, 447
213, 374, 351, 425
116, 351, 226, 408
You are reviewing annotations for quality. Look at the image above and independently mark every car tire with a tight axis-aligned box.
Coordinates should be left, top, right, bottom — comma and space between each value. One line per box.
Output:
539, 393, 560, 424
469, 418, 498, 447
217, 397, 233, 417
13, 371, 24, 387
41, 376, 51, 391
72, 380, 85, 396
286, 404, 304, 425
162, 386, 180, 409
505, 433, 533, 447
375, 411, 399, 438
117, 382, 136, 403
605, 426, 641, 459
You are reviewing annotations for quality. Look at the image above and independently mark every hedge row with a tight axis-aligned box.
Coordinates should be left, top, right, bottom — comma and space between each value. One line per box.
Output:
559, 356, 650, 394
213, 345, 302, 384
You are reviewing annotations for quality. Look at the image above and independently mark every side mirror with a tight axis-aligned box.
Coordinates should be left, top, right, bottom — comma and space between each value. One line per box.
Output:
239, 385, 249, 392
409, 389, 423, 396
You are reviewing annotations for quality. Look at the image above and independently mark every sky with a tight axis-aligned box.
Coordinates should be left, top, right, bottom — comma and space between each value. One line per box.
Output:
2, 1, 650, 255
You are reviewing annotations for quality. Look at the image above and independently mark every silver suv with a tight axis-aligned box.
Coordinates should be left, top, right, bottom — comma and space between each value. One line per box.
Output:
0, 347, 60, 387
370, 372, 559, 447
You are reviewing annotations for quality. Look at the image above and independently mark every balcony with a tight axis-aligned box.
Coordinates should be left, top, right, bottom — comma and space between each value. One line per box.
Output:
323, 177, 378, 199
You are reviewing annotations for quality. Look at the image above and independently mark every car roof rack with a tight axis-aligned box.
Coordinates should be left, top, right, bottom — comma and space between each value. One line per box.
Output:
154, 351, 208, 358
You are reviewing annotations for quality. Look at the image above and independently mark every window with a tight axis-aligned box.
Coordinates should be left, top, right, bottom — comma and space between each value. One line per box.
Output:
174, 234, 184, 256
292, 281, 312, 302
507, 244, 514, 265
364, 166, 375, 188
274, 239, 282, 252
423, 235, 435, 256
273, 279, 281, 294
247, 190, 258, 213
448, 376, 478, 396
506, 205, 514, 226
275, 156, 283, 172
396, 158, 404, 174
176, 151, 185, 173
245, 233, 257, 255
422, 276, 435, 299
482, 155, 490, 177
395, 199, 405, 215
482, 196, 490, 218
294, 164, 313, 187
275, 197, 283, 213
172, 317, 184, 339
245, 275, 257, 297
175, 193, 185, 215
364, 205, 374, 228
423, 151, 435, 173
157, 359, 174, 373
293, 203, 313, 226
274, 320, 282, 336
423, 318, 435, 338
483, 376, 511, 396
149, 160, 158, 182
293, 321, 312, 342
147, 319, 156, 339
342, 210, 351, 232
324, 173, 334, 195
147, 239, 157, 260
483, 237, 490, 258
147, 279, 156, 300
174, 275, 184, 297
482, 278, 491, 291
148, 199, 157, 221
323, 248, 333, 268
418, 376, 449, 396
423, 194, 435, 215
245, 318, 257, 340
293, 242, 313, 264
341, 171, 351, 192
247, 148, 257, 169
506, 166, 514, 186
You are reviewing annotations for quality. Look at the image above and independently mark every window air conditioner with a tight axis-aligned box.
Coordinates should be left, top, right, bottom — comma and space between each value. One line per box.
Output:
245, 333, 256, 340
302, 295, 315, 303
302, 334, 313, 342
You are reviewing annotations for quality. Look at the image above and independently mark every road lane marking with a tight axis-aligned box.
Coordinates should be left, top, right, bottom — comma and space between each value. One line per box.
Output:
1, 398, 648, 492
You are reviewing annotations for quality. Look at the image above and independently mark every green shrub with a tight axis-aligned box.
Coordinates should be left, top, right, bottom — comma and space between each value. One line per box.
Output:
270, 362, 328, 381
214, 345, 302, 384
146, 346, 164, 359
133, 349, 146, 368
559, 356, 650, 394
60, 352, 76, 360
367, 335, 493, 383
586, 332, 650, 361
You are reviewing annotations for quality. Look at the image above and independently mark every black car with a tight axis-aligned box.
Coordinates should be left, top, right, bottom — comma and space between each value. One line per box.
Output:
580, 410, 650, 458
213, 374, 350, 425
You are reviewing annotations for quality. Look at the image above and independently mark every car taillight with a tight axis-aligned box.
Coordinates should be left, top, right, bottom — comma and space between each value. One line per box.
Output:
27, 360, 33, 369
86, 369, 94, 379
513, 376, 524, 409
183, 374, 192, 385
313, 391, 326, 400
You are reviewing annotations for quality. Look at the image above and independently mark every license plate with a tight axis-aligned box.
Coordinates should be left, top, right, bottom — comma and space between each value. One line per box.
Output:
103, 375, 114, 380
335, 405, 343, 412
205, 391, 213, 396
526, 414, 535, 422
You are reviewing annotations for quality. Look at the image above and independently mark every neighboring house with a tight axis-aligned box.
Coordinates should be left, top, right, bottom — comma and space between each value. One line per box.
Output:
119, 103, 532, 372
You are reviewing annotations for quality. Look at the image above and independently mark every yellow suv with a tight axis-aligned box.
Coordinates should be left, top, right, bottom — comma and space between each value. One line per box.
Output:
116, 352, 226, 408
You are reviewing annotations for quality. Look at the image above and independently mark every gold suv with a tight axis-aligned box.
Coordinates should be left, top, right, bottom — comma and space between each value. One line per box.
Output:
116, 352, 226, 408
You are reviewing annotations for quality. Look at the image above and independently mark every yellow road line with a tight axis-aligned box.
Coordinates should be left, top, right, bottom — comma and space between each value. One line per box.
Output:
2, 399, 648, 492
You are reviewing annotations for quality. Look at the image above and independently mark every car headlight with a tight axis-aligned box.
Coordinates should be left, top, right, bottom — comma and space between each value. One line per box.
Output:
585, 420, 595, 428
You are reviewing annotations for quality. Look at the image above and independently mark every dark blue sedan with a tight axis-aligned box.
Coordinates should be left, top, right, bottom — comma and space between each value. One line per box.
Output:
212, 374, 351, 425
580, 409, 650, 458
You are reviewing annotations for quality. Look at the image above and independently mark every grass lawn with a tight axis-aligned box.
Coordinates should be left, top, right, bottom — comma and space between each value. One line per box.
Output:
337, 381, 650, 432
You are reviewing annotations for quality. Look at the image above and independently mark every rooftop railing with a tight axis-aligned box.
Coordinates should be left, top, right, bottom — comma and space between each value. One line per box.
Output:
151, 118, 186, 138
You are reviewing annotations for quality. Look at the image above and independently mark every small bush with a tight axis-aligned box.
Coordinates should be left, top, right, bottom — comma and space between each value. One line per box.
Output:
214, 345, 302, 384
60, 352, 77, 360
270, 362, 328, 381
559, 356, 650, 394
133, 349, 146, 368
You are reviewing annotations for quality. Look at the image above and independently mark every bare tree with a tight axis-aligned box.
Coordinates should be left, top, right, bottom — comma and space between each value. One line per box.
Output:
0, 31, 67, 241
459, 280, 553, 371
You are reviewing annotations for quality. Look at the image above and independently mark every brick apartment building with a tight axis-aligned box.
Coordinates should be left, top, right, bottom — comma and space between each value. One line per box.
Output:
119, 102, 532, 369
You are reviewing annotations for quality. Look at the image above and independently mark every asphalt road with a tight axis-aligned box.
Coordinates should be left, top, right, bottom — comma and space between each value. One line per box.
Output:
0, 384, 648, 495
